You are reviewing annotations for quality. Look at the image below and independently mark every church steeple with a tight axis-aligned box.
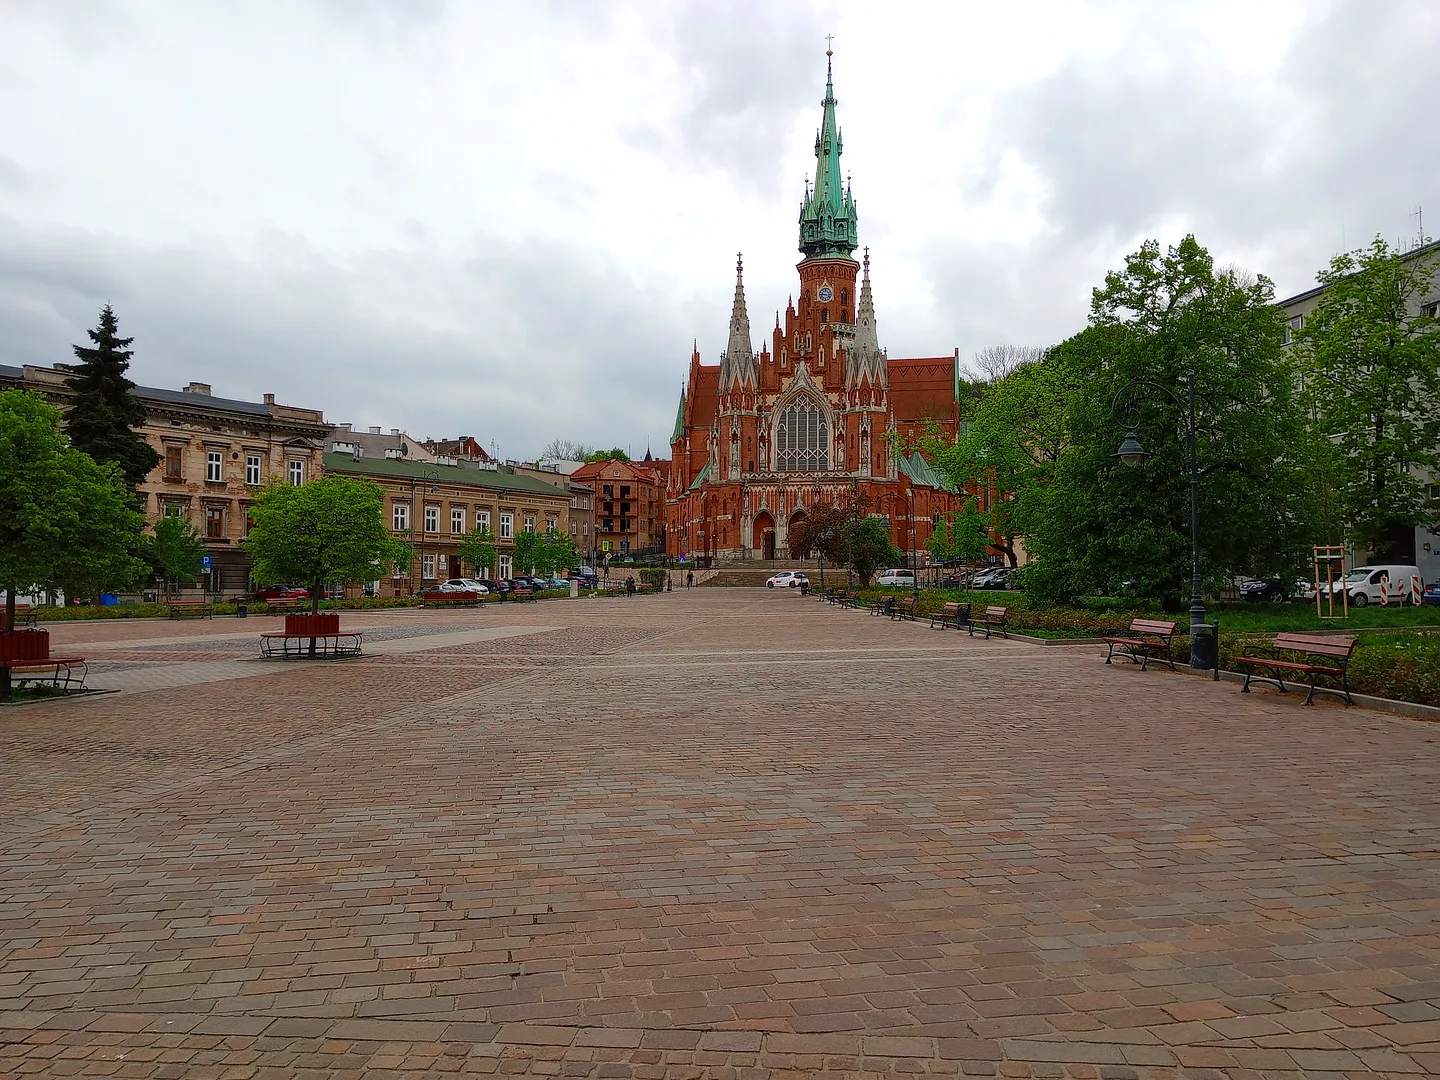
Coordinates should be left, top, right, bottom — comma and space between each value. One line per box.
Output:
718, 253, 756, 391
798, 47, 858, 260
847, 246, 886, 389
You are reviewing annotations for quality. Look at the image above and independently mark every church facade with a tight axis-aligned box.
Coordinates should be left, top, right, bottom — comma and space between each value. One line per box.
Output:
666, 53, 966, 563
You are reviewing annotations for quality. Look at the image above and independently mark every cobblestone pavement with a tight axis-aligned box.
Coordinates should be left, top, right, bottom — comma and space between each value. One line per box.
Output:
1, 591, 1438, 1078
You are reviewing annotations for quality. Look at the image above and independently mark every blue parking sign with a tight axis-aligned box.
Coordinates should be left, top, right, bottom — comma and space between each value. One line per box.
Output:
201, 555, 212, 569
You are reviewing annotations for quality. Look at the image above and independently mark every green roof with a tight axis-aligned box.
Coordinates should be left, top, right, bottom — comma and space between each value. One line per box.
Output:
688, 459, 712, 491
898, 451, 954, 492
671, 390, 686, 444
323, 453, 569, 498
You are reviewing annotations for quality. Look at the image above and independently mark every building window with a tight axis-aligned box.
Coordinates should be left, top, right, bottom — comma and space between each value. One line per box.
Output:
288, 459, 304, 485
204, 506, 225, 539
206, 451, 223, 483
452, 507, 465, 534
164, 445, 184, 480
546, 518, 557, 533
422, 553, 436, 580
498, 554, 513, 578
163, 503, 186, 518
245, 454, 261, 486
393, 503, 409, 531
524, 515, 536, 533
1424, 301, 1439, 319
476, 508, 490, 532
500, 513, 513, 539
775, 395, 829, 471
424, 506, 439, 533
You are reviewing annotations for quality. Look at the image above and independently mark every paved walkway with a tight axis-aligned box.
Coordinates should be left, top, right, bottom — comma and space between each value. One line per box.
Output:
1, 592, 1437, 1078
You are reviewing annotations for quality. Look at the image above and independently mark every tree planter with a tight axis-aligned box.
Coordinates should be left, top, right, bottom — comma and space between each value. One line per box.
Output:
0, 630, 50, 662
285, 613, 340, 637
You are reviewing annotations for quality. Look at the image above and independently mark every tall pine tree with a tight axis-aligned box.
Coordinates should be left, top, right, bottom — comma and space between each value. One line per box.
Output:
65, 304, 161, 491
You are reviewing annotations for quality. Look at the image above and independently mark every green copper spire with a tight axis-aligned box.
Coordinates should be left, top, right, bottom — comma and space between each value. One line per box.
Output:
798, 48, 858, 260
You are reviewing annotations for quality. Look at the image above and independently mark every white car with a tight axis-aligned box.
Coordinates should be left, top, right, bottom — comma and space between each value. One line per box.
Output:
1320, 564, 1422, 608
766, 571, 809, 589
875, 569, 916, 588
437, 578, 490, 595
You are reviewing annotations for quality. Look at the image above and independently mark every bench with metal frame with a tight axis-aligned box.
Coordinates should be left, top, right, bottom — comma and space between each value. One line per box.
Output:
1237, 632, 1357, 706
167, 599, 214, 619
511, 587, 537, 603
968, 605, 1009, 639
929, 601, 971, 630
1, 657, 88, 690
8, 603, 39, 629
259, 597, 304, 614
890, 597, 917, 621
869, 595, 895, 617
420, 591, 482, 608
827, 588, 850, 607
1100, 618, 1178, 672
259, 632, 363, 660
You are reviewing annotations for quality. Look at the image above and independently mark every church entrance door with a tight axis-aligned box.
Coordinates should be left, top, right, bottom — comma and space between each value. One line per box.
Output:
752, 511, 776, 560
763, 530, 777, 560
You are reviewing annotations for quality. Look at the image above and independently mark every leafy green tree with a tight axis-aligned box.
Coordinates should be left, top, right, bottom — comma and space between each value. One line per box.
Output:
786, 502, 850, 563
512, 528, 543, 575
64, 304, 162, 492
242, 476, 408, 614
927, 499, 991, 564
583, 448, 630, 463
543, 529, 579, 575
147, 514, 204, 598
924, 353, 1078, 567
843, 517, 901, 586
1019, 236, 1315, 608
0, 390, 147, 697
458, 527, 498, 578
1294, 237, 1440, 555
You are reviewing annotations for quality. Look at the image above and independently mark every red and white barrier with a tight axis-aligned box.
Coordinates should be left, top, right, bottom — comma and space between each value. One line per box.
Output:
1414, 574, 1424, 606
1380, 577, 1389, 605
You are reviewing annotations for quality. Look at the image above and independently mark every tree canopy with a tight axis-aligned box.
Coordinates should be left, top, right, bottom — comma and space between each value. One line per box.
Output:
1294, 237, 1440, 555
64, 304, 161, 491
458, 527, 498, 577
146, 514, 204, 596
540, 439, 593, 461
583, 448, 630, 463
242, 476, 408, 613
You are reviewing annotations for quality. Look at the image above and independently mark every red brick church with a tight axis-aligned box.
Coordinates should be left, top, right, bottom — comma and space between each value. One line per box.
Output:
667, 51, 966, 563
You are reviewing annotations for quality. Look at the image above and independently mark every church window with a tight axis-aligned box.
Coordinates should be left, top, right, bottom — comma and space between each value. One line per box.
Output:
821, 308, 829, 323
841, 289, 848, 304
842, 308, 849, 322
774, 396, 829, 472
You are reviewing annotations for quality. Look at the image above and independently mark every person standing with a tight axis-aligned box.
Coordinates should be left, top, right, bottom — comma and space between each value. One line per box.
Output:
686, 570, 694, 589
625, 574, 636, 598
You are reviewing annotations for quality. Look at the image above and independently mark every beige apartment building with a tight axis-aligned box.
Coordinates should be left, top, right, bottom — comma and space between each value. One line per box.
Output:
321, 452, 574, 595
0, 363, 329, 593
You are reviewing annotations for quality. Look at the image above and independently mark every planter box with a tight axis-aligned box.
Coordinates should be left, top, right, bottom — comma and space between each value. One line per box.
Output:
0, 630, 50, 662
284, 613, 340, 636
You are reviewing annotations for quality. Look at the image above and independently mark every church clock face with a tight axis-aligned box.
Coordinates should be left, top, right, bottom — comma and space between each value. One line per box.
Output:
817, 286, 833, 302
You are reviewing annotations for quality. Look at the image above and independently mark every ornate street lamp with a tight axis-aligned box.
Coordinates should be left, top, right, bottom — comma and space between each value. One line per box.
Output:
1112, 372, 1209, 667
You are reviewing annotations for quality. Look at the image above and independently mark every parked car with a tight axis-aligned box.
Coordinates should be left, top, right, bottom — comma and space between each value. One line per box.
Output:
482, 578, 511, 597
1239, 577, 1286, 603
765, 571, 808, 589
255, 585, 309, 602
1423, 581, 1440, 606
972, 567, 1011, 590
875, 568, 916, 588
932, 573, 968, 589
436, 578, 489, 595
1321, 564, 1423, 608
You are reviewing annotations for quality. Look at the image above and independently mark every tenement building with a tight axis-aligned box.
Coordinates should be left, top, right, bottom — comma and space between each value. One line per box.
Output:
572, 457, 667, 558
667, 52, 965, 563
0, 363, 328, 593
322, 452, 573, 595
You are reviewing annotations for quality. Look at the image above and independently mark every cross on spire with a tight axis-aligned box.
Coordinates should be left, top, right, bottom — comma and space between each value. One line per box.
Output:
825, 33, 834, 53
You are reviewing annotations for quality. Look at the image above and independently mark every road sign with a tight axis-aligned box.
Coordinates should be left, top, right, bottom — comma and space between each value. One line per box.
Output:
201, 555, 212, 569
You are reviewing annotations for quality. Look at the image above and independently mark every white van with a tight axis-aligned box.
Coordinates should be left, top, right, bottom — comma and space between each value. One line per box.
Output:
1327, 564, 1422, 607
875, 568, 916, 588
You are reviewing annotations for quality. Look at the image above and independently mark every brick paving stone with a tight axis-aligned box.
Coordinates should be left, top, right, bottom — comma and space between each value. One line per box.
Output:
2, 591, 1438, 1078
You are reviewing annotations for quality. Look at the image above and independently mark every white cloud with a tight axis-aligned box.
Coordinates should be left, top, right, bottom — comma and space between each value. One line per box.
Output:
1, 0, 1436, 456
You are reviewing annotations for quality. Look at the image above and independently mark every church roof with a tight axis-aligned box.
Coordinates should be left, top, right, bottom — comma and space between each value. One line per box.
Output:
798, 50, 858, 260
687, 460, 712, 491
670, 389, 686, 444
898, 451, 955, 492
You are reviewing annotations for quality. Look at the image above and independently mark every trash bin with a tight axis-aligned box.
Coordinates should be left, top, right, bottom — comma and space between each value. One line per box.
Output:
1190, 623, 1217, 671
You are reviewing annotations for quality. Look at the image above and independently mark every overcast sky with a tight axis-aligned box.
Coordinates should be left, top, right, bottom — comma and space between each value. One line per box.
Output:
2, 1, 1437, 459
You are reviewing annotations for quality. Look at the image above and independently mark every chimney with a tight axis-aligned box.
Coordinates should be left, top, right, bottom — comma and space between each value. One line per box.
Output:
390, 428, 401, 436
263, 393, 275, 405
338, 422, 352, 432
368, 426, 381, 434
184, 382, 212, 396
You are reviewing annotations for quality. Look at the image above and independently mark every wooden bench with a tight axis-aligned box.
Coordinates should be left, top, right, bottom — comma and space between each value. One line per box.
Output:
1, 657, 88, 690
8, 603, 38, 629
259, 631, 362, 660
890, 597, 917, 621
420, 591, 481, 607
260, 597, 304, 614
511, 587, 537, 603
869, 595, 894, 617
167, 599, 213, 619
1237, 632, 1357, 706
968, 605, 1009, 639
929, 601, 970, 630
1101, 618, 1178, 672
827, 588, 850, 607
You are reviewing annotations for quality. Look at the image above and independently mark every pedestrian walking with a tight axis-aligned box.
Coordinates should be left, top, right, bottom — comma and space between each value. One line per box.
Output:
686, 570, 694, 589
625, 574, 636, 598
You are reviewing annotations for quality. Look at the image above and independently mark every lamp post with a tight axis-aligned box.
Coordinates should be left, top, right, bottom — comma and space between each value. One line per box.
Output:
810, 481, 827, 590
409, 467, 440, 595
1112, 371, 1207, 663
